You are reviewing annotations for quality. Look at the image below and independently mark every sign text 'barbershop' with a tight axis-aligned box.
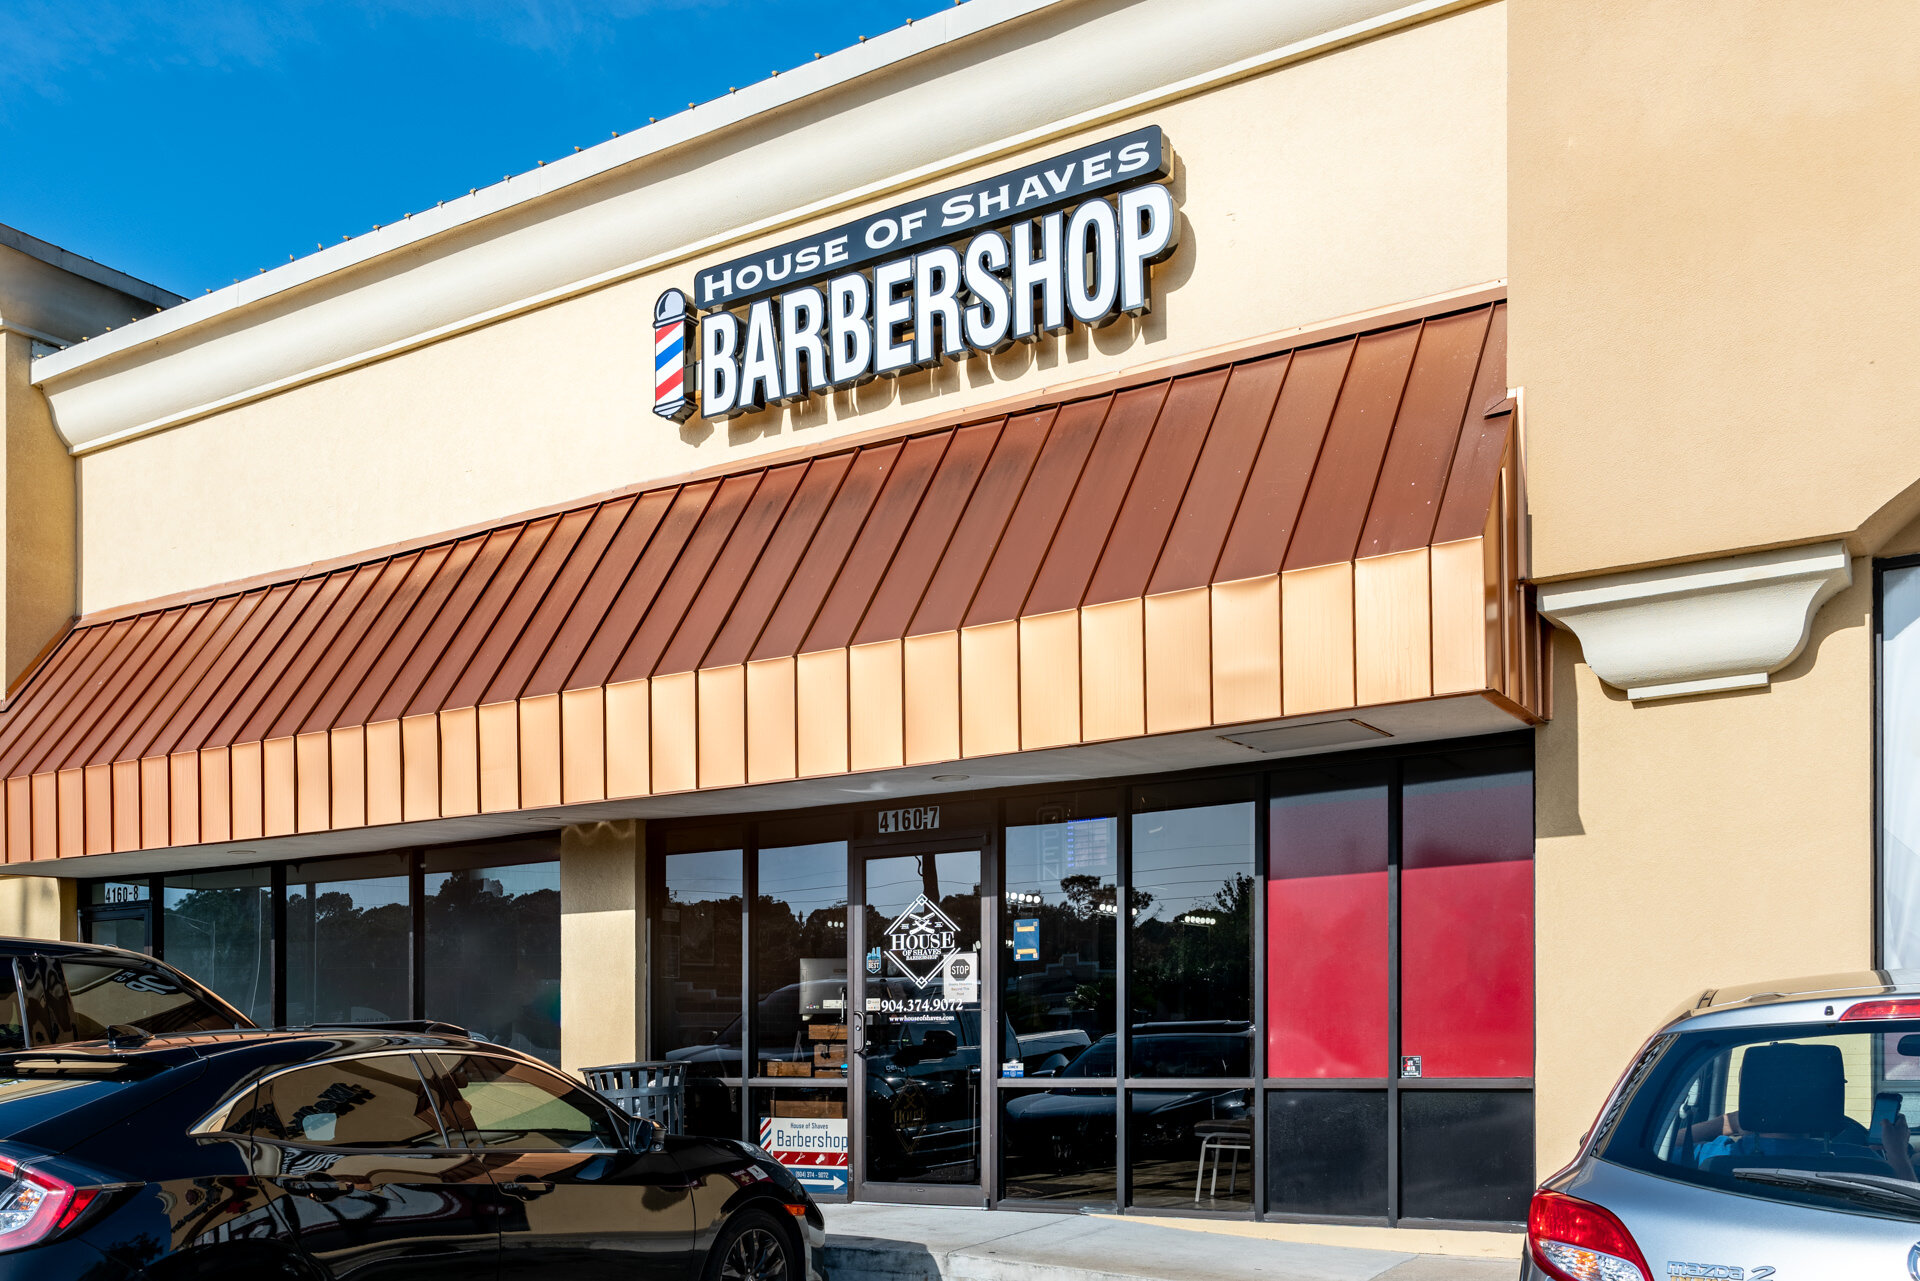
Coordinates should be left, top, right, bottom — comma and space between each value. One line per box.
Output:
653, 126, 1177, 423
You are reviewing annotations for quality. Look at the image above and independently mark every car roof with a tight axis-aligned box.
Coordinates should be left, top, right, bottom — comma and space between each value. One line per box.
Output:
0, 937, 168, 964
1659, 968, 1920, 1031
0, 1026, 524, 1074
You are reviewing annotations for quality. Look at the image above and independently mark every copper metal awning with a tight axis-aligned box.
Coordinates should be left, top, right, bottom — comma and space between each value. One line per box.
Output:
0, 294, 1539, 863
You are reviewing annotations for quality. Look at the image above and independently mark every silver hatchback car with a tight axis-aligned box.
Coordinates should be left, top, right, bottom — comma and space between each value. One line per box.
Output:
1525, 971, 1920, 1281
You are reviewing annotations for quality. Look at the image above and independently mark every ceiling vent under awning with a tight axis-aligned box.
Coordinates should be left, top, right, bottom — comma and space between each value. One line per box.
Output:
1221, 720, 1390, 754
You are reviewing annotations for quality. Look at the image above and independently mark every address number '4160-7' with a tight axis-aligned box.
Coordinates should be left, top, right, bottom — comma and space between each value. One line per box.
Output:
877, 806, 939, 835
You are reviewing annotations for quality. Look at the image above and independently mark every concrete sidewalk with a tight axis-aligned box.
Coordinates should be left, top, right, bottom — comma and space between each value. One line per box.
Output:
819, 1204, 1522, 1281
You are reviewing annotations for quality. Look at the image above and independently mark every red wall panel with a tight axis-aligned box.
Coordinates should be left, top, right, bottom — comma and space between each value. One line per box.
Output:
1268, 769, 1389, 1078
1399, 748, 1533, 1079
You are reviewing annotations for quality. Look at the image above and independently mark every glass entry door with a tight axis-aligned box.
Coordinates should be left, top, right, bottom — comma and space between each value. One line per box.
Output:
851, 848, 986, 1203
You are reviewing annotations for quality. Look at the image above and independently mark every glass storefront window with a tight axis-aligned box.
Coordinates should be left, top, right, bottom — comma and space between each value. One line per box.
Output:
1266, 1089, 1388, 1218
752, 842, 848, 1077
860, 850, 983, 1186
1398, 1090, 1533, 1222
1128, 1087, 1254, 1210
1267, 765, 1388, 1079
1883, 562, 1920, 967
1000, 1086, 1117, 1204
425, 841, 560, 1063
1400, 745, 1534, 1079
1128, 789, 1255, 1076
285, 853, 411, 1026
1004, 804, 1116, 1074
656, 847, 745, 1137
162, 868, 273, 1026
752, 1087, 849, 1200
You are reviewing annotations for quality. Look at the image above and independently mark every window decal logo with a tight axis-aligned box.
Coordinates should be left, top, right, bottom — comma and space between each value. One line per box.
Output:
881, 894, 960, 989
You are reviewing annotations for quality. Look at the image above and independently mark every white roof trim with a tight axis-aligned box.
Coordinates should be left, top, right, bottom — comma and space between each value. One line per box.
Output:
0, 223, 182, 313
32, 0, 1059, 380
32, 0, 1483, 455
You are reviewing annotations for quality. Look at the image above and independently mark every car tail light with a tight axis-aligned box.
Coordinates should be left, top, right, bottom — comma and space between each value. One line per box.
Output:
1841, 999, 1920, 1021
1528, 1190, 1650, 1281
0, 1156, 84, 1252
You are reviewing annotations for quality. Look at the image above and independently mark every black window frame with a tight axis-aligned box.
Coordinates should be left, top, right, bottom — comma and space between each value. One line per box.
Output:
646, 732, 1536, 1229
79, 835, 560, 1048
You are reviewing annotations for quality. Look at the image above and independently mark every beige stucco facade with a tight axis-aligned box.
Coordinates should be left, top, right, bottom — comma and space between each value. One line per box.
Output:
6, 0, 1917, 1241
0, 230, 174, 947
1513, 0, 1920, 1172
0, 229, 175, 690
60, 0, 1505, 615
1512, 0, 1920, 582
558, 820, 647, 1075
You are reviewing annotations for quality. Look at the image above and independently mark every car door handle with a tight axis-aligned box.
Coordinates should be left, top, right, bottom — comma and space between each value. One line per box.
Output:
499, 1180, 556, 1199
285, 1178, 352, 1201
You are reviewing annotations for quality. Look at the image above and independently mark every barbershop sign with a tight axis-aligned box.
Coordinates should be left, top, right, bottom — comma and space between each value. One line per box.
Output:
652, 126, 1177, 423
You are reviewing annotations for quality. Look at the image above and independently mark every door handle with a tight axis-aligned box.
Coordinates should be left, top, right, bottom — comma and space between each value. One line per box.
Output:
285, 1178, 351, 1201
499, 1180, 556, 1199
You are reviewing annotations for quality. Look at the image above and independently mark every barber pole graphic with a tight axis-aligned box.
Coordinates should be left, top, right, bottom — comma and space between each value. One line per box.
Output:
758, 1114, 849, 1195
652, 288, 696, 422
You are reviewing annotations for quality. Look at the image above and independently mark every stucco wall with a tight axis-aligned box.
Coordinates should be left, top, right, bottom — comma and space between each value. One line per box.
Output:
0, 333, 74, 687
1512, 0, 1914, 1171
0, 873, 74, 941
72, 2, 1505, 613
1533, 578, 1875, 1170
1512, 0, 1920, 582
559, 820, 647, 1077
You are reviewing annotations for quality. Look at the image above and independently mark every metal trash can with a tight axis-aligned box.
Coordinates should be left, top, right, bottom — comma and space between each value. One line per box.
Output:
583, 1061, 687, 1133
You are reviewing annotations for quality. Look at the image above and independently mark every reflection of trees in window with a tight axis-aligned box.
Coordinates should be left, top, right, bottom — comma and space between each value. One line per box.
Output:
659, 888, 744, 1055
285, 881, 410, 1027
753, 897, 846, 986
163, 885, 272, 1024
1128, 873, 1252, 1026
1004, 873, 1118, 1040
425, 869, 560, 1064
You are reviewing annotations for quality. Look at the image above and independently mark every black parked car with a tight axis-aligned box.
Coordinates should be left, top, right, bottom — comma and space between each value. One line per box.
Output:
0, 1028, 822, 1281
0, 938, 250, 1048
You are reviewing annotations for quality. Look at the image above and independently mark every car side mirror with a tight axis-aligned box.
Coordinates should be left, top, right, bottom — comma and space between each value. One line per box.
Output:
628, 1116, 661, 1153
1899, 1034, 1920, 1059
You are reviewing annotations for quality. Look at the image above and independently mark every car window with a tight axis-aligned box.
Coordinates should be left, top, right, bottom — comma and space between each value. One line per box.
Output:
0, 968, 23, 1051
241, 1054, 449, 1149
1600, 1021, 1920, 1220
1062, 1038, 1116, 1076
63, 960, 239, 1040
1133, 1033, 1250, 1078
432, 1053, 622, 1151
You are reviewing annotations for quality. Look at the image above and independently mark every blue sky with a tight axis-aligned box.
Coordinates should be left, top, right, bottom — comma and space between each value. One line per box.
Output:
0, 1, 950, 296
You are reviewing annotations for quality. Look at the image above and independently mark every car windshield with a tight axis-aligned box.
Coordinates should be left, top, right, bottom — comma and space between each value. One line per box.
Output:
1599, 1020, 1920, 1221
63, 960, 242, 1040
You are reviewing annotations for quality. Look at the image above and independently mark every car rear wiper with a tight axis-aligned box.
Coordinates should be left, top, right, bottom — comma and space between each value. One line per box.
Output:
1734, 1167, 1920, 1216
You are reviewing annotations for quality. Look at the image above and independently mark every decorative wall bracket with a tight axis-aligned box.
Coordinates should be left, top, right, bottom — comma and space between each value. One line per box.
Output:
1537, 541, 1852, 701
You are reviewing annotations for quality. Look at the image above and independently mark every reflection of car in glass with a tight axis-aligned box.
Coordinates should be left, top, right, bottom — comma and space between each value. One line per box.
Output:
0, 1027, 823, 1280
862, 996, 983, 1184
1525, 972, 1920, 1281
1003, 1025, 1254, 1171
665, 978, 859, 1072
0, 938, 249, 1049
